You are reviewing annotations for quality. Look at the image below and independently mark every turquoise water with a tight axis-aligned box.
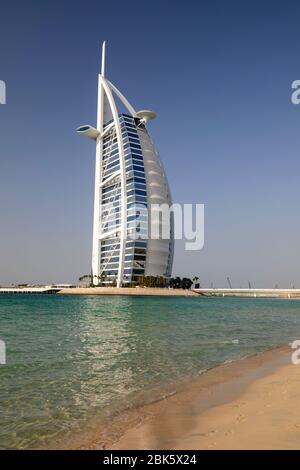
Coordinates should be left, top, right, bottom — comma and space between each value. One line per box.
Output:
0, 294, 300, 449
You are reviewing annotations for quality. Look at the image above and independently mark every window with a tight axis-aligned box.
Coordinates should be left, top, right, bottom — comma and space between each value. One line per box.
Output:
130, 143, 141, 150
134, 176, 146, 184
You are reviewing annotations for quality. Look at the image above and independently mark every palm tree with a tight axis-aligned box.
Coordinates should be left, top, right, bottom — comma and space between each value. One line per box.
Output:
78, 274, 93, 287
182, 278, 193, 290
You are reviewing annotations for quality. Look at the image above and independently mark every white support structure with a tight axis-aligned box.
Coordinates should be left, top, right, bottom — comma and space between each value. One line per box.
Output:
77, 42, 137, 287
98, 75, 128, 288
99, 170, 121, 188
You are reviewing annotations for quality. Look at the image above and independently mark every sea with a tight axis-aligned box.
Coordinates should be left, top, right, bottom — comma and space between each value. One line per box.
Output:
0, 294, 299, 449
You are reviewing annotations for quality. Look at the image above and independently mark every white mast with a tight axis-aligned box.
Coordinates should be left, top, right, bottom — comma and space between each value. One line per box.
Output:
101, 41, 106, 77
91, 42, 106, 284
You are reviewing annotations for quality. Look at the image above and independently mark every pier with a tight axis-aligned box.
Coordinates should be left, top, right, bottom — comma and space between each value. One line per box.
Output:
0, 287, 61, 295
193, 288, 300, 298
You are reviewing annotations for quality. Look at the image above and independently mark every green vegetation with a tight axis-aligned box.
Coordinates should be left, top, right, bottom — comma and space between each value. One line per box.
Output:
169, 277, 193, 290
137, 275, 166, 288
78, 274, 196, 290
137, 275, 194, 289
78, 274, 94, 287
78, 274, 107, 287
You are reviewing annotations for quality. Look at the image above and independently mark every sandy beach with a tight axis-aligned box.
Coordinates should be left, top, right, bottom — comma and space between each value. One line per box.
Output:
100, 346, 300, 450
59, 287, 200, 296
49, 344, 300, 450
57, 287, 300, 298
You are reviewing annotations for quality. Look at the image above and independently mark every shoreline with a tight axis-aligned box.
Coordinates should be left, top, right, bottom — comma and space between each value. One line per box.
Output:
58, 287, 200, 296
109, 345, 295, 450
58, 287, 300, 298
1, 287, 299, 298
49, 344, 298, 450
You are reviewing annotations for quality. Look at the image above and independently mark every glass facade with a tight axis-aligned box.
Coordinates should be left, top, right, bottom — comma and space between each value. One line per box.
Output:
99, 114, 148, 284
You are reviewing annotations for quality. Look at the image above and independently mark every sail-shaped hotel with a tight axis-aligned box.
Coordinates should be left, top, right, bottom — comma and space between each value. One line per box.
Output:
77, 42, 174, 287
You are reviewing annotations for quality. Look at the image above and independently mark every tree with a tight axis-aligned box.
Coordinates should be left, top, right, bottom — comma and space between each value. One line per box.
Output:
137, 275, 166, 288
78, 274, 93, 287
99, 273, 106, 286
169, 277, 193, 289
78, 274, 103, 287
169, 277, 182, 289
181, 277, 193, 290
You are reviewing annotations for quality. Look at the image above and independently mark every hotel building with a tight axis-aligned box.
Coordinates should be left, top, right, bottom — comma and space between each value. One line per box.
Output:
77, 42, 174, 287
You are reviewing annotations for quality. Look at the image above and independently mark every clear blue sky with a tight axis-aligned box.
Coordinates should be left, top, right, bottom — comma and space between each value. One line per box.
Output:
1, 0, 300, 287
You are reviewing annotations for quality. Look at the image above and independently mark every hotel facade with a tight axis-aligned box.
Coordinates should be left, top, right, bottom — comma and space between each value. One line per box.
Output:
77, 43, 174, 287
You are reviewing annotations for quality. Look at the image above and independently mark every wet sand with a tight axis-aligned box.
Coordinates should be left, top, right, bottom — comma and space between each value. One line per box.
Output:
49, 345, 300, 450
107, 346, 300, 450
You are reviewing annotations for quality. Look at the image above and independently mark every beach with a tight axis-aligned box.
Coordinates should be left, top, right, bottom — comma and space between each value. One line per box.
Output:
58, 287, 300, 298
107, 346, 300, 450
52, 345, 300, 450
59, 287, 200, 296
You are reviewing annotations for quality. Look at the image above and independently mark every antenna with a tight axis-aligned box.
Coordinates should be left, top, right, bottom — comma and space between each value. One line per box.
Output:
227, 277, 232, 289
101, 41, 106, 76
248, 280, 251, 289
